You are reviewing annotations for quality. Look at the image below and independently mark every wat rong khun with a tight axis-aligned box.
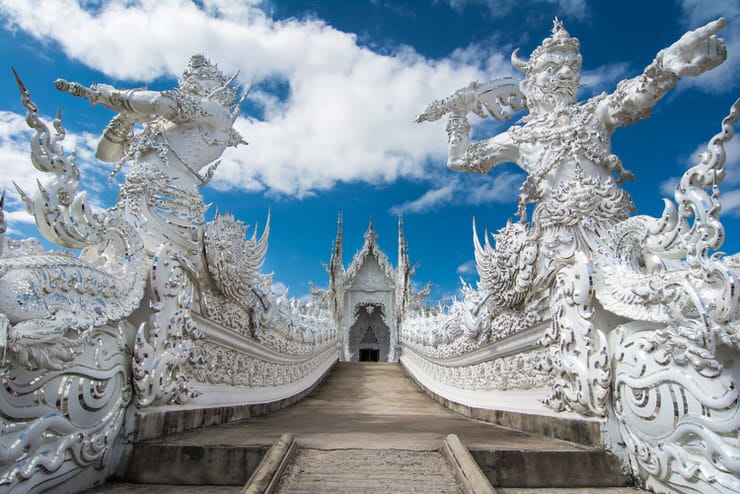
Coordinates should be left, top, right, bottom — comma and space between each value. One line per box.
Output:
1, 18, 739, 494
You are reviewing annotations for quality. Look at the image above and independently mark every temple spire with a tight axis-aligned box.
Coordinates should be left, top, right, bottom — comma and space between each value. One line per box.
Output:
334, 213, 343, 266
397, 215, 407, 270
364, 216, 378, 246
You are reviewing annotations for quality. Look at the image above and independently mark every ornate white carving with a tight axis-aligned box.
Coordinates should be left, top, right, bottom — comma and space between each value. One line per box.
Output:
53, 55, 253, 407
343, 222, 396, 288
328, 219, 423, 362
204, 211, 270, 301
474, 220, 538, 308
0, 73, 145, 492
403, 346, 552, 391
186, 341, 336, 388
601, 101, 740, 494
0, 321, 134, 492
613, 324, 740, 494
414, 18, 737, 494
2, 55, 338, 493
133, 243, 203, 406
541, 250, 610, 416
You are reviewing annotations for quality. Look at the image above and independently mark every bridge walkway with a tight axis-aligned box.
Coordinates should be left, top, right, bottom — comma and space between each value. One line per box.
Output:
91, 363, 644, 493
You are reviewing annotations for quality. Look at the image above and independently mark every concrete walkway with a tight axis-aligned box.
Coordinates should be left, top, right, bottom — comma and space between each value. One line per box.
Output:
155, 362, 590, 451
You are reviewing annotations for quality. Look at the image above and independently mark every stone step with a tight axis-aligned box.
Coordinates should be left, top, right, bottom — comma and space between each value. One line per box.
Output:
498, 489, 648, 494
275, 448, 463, 494
470, 447, 629, 488
107, 441, 632, 491
116, 443, 267, 485
83, 483, 242, 493
105, 364, 637, 492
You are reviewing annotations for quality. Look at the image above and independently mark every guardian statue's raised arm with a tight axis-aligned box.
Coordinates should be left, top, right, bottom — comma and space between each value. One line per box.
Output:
55, 54, 247, 187
601, 17, 727, 130
419, 18, 727, 219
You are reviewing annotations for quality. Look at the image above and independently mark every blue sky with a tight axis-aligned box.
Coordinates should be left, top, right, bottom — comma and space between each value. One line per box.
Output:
1, 0, 739, 303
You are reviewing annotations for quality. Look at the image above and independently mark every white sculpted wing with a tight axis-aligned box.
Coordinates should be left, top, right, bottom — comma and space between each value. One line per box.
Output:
204, 210, 270, 301
2, 72, 147, 369
473, 219, 538, 308
594, 99, 740, 332
592, 216, 684, 323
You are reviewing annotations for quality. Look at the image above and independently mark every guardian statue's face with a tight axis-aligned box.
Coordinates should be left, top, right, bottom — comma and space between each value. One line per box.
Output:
178, 54, 239, 107
181, 73, 220, 97
511, 19, 582, 114
531, 50, 581, 101
522, 49, 581, 113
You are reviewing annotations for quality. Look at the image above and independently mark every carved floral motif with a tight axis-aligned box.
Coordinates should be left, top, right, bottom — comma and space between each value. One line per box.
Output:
185, 341, 335, 387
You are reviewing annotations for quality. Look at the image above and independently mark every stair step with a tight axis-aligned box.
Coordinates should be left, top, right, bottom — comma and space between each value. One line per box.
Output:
82, 482, 242, 493
109, 364, 637, 491
470, 448, 629, 488
276, 448, 462, 493
116, 443, 267, 485
498, 488, 648, 493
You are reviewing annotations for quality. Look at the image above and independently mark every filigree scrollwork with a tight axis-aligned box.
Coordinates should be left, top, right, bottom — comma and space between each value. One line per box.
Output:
133, 243, 202, 406
185, 341, 335, 387
0, 73, 145, 492
613, 325, 740, 493
474, 219, 539, 308
541, 250, 610, 416
0, 322, 134, 492
403, 347, 552, 391
2, 74, 147, 371
204, 210, 270, 300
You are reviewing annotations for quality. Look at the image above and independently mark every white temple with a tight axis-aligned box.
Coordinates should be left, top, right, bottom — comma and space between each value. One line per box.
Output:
326, 216, 426, 362
1, 18, 738, 494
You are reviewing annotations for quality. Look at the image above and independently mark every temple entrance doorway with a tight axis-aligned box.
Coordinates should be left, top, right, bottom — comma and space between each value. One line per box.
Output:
358, 328, 381, 361
348, 304, 391, 362
359, 348, 380, 362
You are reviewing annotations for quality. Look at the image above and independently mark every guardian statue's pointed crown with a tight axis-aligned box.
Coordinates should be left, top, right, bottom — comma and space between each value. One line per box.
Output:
511, 18, 581, 74
179, 53, 239, 106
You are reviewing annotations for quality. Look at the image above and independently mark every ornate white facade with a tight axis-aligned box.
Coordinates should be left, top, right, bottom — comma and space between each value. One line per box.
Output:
326, 217, 426, 362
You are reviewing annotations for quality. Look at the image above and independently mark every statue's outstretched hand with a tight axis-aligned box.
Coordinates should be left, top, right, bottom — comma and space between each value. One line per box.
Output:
660, 18, 727, 78
416, 81, 483, 122
55, 80, 119, 107
416, 77, 524, 123
55, 78, 99, 102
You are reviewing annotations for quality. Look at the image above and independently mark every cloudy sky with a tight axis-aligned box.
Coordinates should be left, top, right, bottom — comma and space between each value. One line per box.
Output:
1, 0, 738, 303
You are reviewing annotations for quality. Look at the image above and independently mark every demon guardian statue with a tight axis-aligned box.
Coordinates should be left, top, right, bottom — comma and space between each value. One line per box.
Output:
0, 56, 336, 493
53, 54, 258, 406
415, 19, 739, 494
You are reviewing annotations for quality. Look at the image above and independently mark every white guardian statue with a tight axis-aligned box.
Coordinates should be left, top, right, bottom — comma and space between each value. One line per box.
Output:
416, 18, 739, 494
1, 55, 337, 493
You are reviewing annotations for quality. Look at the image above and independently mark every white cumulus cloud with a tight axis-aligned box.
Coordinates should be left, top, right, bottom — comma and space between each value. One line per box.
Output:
0, 0, 509, 198
456, 259, 475, 274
